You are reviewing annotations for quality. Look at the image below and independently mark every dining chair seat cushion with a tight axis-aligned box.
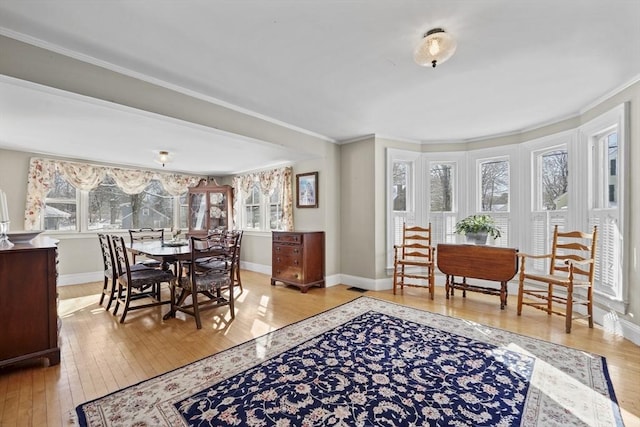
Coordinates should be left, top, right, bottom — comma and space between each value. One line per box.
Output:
195, 259, 227, 271
137, 259, 162, 268
106, 263, 152, 279
177, 273, 231, 293
120, 269, 175, 289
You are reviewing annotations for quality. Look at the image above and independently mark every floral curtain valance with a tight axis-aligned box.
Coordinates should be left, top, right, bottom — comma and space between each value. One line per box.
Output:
24, 157, 203, 230
232, 166, 293, 231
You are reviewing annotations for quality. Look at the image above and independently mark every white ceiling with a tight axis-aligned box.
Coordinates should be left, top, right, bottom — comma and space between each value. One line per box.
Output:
0, 0, 639, 175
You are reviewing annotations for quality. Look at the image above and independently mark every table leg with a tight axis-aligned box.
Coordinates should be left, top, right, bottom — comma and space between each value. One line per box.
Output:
500, 281, 507, 309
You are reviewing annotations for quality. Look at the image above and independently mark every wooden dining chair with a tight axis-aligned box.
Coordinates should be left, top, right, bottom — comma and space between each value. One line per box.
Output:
196, 229, 244, 293
517, 225, 598, 333
98, 233, 151, 311
128, 228, 164, 268
392, 223, 435, 299
170, 232, 240, 329
97, 233, 118, 311
110, 235, 175, 323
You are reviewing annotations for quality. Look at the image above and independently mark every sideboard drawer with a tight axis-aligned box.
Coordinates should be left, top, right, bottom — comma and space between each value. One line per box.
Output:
273, 232, 303, 244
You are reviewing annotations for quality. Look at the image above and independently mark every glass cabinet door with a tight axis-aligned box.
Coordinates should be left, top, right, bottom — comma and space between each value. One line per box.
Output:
208, 191, 228, 230
189, 192, 207, 232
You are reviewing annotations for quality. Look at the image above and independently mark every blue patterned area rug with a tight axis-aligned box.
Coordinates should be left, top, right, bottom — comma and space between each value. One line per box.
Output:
74, 297, 622, 426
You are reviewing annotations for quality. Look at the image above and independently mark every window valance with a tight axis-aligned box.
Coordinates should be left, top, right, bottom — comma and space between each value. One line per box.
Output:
25, 157, 203, 230
232, 166, 294, 231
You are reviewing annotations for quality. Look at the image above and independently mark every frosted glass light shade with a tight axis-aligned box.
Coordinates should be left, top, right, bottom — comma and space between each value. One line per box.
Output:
414, 28, 457, 68
156, 150, 171, 167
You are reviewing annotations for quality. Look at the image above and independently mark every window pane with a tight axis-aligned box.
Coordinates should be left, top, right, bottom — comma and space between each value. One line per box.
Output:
44, 173, 77, 231
480, 160, 509, 212
540, 150, 568, 210
268, 188, 282, 230
393, 162, 409, 211
245, 206, 260, 229
607, 132, 618, 208
430, 163, 454, 212
88, 177, 174, 230
178, 193, 188, 229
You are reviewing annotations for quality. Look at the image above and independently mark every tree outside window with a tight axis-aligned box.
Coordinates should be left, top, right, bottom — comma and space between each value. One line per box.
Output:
540, 150, 568, 210
44, 172, 77, 231
430, 163, 454, 212
480, 159, 509, 212
392, 162, 409, 211
88, 176, 174, 230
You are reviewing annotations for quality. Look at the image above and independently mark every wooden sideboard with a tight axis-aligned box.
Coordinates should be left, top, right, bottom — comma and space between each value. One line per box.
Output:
271, 231, 325, 293
0, 237, 60, 367
437, 244, 519, 309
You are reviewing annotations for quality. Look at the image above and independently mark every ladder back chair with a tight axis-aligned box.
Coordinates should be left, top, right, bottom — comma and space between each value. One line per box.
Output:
128, 228, 164, 268
98, 233, 151, 311
517, 225, 598, 333
392, 223, 435, 299
110, 235, 175, 323
170, 231, 240, 329
98, 233, 118, 311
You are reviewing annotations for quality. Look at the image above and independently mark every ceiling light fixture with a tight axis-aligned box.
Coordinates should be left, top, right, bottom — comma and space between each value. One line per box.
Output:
156, 150, 171, 167
414, 28, 457, 68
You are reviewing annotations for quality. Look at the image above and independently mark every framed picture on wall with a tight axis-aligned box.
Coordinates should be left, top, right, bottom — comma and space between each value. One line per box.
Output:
296, 172, 318, 208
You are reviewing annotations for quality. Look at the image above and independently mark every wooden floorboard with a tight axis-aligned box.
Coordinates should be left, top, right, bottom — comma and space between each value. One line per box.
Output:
0, 270, 638, 426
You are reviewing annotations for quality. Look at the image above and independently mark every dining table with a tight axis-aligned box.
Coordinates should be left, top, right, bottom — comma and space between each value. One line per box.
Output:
126, 239, 229, 321
126, 239, 191, 270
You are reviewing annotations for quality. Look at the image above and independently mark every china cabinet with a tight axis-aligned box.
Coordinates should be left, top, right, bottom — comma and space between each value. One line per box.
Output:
0, 237, 60, 367
187, 180, 234, 236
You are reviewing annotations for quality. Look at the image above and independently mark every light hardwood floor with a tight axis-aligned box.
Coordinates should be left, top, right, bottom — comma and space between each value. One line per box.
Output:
1, 270, 639, 426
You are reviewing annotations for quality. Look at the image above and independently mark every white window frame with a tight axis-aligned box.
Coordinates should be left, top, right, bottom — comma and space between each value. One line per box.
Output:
580, 103, 628, 312
237, 182, 284, 232
423, 152, 466, 246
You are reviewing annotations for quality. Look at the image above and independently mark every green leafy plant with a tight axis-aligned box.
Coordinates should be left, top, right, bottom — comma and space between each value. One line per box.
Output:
454, 214, 501, 239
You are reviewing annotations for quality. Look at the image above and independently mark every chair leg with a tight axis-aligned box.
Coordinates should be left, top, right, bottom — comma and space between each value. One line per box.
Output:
565, 283, 573, 333
235, 263, 243, 293
229, 283, 235, 319
517, 275, 524, 316
119, 283, 133, 324
428, 266, 434, 300
99, 277, 108, 306
192, 292, 202, 329
106, 277, 117, 311
547, 283, 553, 315
587, 286, 594, 328
113, 281, 123, 315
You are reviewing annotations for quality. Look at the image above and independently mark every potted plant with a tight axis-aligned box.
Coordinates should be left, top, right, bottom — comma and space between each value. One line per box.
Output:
454, 214, 501, 244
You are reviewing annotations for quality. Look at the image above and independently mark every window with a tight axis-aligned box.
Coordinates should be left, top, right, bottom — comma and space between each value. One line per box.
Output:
386, 104, 627, 312
28, 158, 201, 232
479, 159, 509, 212
234, 167, 292, 232
243, 182, 262, 230
269, 189, 284, 230
428, 161, 458, 244
429, 162, 454, 212
239, 182, 283, 231
87, 177, 174, 230
44, 172, 77, 231
539, 149, 568, 211
392, 161, 411, 212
